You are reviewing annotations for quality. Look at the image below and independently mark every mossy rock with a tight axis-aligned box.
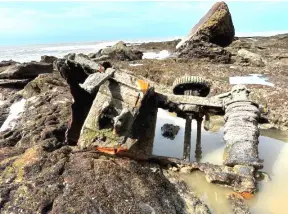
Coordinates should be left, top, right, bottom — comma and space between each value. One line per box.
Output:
177, 1, 235, 49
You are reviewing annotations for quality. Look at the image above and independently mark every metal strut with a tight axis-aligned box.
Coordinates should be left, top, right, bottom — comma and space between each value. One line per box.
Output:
195, 117, 202, 162
183, 115, 192, 161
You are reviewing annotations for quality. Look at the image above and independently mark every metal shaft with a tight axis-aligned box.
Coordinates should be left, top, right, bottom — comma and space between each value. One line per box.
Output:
183, 115, 192, 161
195, 117, 202, 162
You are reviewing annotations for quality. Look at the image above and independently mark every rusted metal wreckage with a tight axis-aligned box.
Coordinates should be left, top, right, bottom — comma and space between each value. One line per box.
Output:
56, 55, 263, 195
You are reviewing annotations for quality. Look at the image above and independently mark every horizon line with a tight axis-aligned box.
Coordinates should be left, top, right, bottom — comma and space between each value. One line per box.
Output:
0, 30, 287, 48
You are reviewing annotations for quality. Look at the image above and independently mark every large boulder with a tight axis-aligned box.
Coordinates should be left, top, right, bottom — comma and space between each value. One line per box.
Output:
99, 41, 143, 61
0, 62, 53, 79
177, 1, 235, 49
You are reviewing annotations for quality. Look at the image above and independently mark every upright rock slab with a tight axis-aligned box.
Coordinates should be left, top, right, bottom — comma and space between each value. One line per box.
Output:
177, 1, 235, 49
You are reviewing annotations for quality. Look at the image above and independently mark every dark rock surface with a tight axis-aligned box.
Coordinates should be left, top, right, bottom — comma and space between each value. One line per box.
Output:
177, 1, 234, 49
0, 60, 18, 74
40, 55, 58, 64
177, 39, 232, 63
55, 59, 93, 145
0, 62, 53, 79
0, 60, 18, 68
135, 40, 180, 53
176, 1, 234, 62
0, 79, 31, 88
0, 102, 9, 128
98, 41, 143, 61
0, 70, 211, 213
126, 34, 288, 130
161, 124, 180, 140
228, 194, 251, 214
237, 49, 266, 67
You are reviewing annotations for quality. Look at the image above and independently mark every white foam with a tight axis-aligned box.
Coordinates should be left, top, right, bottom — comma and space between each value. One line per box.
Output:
0, 41, 118, 63
129, 63, 143, 67
142, 50, 170, 60
0, 99, 26, 132
229, 74, 274, 87
0, 38, 177, 63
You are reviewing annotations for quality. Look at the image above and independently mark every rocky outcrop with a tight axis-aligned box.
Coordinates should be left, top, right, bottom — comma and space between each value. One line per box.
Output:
0, 60, 18, 68
237, 49, 266, 67
40, 55, 58, 64
176, 2, 234, 63
97, 41, 143, 61
87, 53, 96, 59
0, 62, 53, 79
177, 39, 232, 63
0, 146, 197, 213
0, 102, 9, 128
55, 59, 94, 145
0, 79, 31, 88
177, 1, 235, 49
0, 60, 18, 74
0, 69, 209, 213
63, 53, 76, 60
74, 54, 105, 73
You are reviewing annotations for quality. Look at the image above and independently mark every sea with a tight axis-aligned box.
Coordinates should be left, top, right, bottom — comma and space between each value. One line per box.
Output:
0, 31, 286, 63
0, 38, 179, 63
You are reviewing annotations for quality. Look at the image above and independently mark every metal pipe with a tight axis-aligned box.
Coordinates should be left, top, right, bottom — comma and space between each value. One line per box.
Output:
183, 115, 192, 161
195, 117, 202, 162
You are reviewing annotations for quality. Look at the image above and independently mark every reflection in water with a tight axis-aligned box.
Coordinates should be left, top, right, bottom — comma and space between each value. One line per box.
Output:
182, 171, 233, 214
152, 109, 225, 164
153, 109, 288, 213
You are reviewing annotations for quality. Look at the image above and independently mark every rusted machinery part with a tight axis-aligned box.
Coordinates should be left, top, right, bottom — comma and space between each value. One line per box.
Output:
172, 76, 211, 97
176, 77, 207, 162
223, 97, 263, 169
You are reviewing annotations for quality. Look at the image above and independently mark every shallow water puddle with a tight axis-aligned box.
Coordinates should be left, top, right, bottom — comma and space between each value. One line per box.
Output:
153, 109, 225, 164
0, 99, 26, 132
182, 171, 233, 214
142, 50, 170, 60
229, 74, 274, 87
152, 109, 288, 213
129, 63, 143, 67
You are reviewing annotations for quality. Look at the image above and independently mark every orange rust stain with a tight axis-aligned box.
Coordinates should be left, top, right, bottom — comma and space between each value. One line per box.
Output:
96, 147, 128, 155
240, 192, 254, 199
136, 79, 149, 94
232, 192, 254, 200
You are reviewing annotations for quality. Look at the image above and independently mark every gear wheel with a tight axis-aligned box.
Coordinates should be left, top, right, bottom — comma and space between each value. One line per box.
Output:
172, 76, 211, 97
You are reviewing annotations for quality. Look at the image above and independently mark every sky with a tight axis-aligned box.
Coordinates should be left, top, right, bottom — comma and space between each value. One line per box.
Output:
0, 1, 287, 46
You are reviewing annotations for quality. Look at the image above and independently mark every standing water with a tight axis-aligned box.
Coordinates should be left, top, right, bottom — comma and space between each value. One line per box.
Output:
152, 109, 288, 213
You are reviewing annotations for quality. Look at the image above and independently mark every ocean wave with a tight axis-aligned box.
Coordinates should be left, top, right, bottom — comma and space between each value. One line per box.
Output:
0, 38, 177, 62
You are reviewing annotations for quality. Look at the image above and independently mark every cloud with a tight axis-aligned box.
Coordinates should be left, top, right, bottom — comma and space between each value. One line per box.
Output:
0, 1, 287, 45
0, 8, 36, 34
